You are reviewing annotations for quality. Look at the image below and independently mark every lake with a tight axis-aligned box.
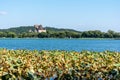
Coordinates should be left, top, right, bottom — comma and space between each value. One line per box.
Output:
0, 38, 120, 52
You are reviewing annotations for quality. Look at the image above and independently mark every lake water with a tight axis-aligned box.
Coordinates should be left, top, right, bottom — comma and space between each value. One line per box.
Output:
0, 38, 120, 52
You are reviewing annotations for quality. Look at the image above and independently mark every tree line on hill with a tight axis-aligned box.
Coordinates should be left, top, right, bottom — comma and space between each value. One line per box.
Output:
0, 26, 120, 38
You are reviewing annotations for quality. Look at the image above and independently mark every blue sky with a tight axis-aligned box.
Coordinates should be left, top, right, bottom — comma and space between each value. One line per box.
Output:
0, 0, 120, 32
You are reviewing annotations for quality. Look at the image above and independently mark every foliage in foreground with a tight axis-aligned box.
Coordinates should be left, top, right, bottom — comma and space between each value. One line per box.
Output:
0, 49, 120, 80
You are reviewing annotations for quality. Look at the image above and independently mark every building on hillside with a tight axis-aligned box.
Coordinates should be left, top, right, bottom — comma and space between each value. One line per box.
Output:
34, 24, 46, 33
29, 29, 33, 32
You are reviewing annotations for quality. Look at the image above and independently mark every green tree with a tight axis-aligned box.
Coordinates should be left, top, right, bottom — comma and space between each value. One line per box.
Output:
58, 32, 66, 38
38, 32, 47, 38
7, 32, 17, 38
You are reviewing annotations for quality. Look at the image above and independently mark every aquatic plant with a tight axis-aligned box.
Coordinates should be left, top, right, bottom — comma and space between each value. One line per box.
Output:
0, 49, 120, 80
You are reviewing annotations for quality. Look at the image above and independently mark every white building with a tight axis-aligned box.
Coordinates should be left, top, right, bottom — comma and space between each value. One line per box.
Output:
34, 24, 46, 33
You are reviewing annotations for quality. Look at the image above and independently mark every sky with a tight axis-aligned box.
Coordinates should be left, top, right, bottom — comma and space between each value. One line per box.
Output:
0, 0, 120, 32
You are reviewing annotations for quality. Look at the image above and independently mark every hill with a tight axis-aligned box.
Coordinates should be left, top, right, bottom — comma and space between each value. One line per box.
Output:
0, 26, 120, 38
0, 26, 80, 34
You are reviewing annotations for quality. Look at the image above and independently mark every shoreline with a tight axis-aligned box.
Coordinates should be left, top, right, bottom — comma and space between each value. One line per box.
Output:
0, 37, 119, 40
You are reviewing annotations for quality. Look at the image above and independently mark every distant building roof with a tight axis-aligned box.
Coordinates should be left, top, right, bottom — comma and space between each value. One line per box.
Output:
34, 24, 44, 30
34, 24, 46, 33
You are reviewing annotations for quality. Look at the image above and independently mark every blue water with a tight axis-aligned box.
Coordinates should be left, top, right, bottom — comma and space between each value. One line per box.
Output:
0, 38, 120, 52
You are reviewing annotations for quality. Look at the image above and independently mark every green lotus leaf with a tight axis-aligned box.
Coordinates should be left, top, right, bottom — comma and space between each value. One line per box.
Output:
114, 63, 120, 67
1, 73, 12, 80
38, 69, 42, 73
0, 49, 120, 79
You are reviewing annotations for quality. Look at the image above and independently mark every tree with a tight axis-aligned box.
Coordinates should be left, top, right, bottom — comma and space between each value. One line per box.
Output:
58, 32, 66, 38
0, 32, 4, 37
7, 32, 17, 38
38, 32, 47, 38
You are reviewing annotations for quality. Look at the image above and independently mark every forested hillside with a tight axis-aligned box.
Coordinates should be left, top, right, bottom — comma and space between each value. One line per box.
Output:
0, 26, 79, 34
0, 26, 120, 38
0, 26, 35, 34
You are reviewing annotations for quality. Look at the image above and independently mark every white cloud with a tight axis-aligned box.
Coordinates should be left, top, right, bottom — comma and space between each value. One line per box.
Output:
0, 11, 7, 15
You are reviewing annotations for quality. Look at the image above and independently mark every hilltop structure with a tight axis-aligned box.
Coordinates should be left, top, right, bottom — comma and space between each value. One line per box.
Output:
34, 24, 46, 33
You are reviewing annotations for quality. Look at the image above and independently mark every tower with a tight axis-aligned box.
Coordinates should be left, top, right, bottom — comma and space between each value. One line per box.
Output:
34, 24, 46, 33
